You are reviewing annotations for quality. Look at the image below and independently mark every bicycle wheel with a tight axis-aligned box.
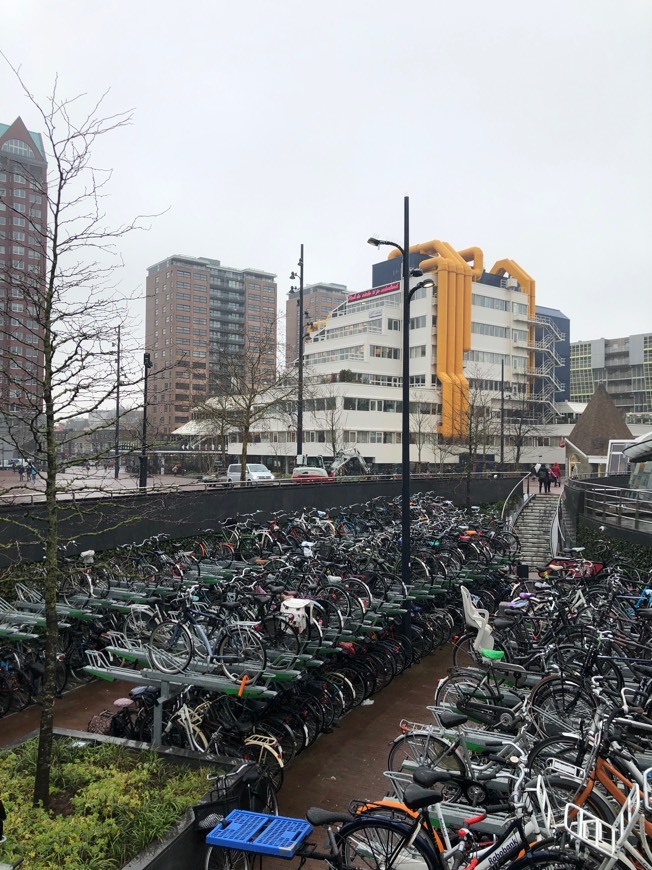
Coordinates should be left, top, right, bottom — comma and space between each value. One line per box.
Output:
255, 614, 300, 669
148, 621, 193, 673
0, 673, 13, 717
526, 735, 592, 778
8, 669, 32, 711
529, 676, 597, 738
256, 718, 298, 765
205, 846, 250, 870
242, 739, 284, 792
387, 733, 465, 780
451, 633, 482, 669
217, 625, 266, 685
59, 571, 91, 606
66, 644, 94, 684
338, 816, 438, 869
124, 606, 156, 644
508, 849, 593, 870
208, 540, 235, 567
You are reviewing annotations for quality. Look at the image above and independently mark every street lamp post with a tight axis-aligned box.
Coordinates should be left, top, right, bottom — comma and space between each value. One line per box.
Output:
114, 325, 121, 480
139, 352, 153, 490
500, 358, 505, 470
290, 244, 304, 456
368, 197, 433, 598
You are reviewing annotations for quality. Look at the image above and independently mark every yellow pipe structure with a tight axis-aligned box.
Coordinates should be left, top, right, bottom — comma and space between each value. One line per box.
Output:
457, 246, 484, 280
389, 240, 472, 438
381, 243, 536, 439
489, 258, 536, 375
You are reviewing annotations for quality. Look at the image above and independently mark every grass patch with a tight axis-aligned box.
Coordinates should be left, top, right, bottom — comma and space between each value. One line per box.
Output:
0, 738, 214, 868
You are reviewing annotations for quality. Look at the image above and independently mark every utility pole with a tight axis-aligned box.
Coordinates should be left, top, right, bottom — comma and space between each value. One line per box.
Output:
114, 324, 121, 479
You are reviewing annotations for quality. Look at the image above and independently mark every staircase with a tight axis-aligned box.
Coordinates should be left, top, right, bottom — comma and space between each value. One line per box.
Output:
513, 493, 560, 569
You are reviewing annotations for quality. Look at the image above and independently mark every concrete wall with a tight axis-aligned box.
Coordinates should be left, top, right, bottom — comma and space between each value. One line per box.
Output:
0, 475, 516, 566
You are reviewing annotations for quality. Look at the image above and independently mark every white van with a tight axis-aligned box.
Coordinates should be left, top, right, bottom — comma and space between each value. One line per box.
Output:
226, 463, 275, 484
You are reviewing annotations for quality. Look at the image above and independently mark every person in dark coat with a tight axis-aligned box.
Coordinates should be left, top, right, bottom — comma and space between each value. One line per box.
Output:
537, 464, 548, 493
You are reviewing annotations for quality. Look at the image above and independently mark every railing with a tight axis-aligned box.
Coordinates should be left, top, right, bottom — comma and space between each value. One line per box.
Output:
0, 470, 526, 508
500, 472, 531, 525
565, 478, 652, 535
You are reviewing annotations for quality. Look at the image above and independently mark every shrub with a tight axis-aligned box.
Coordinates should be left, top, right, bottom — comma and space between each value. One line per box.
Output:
0, 738, 213, 868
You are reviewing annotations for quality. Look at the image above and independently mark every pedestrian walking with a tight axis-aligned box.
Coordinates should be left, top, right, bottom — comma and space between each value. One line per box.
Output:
29, 466, 37, 485
537, 464, 548, 493
551, 461, 561, 487
544, 464, 553, 494
18, 465, 24, 482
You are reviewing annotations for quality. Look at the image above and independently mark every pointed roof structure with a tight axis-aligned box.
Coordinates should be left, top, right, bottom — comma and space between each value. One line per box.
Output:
0, 116, 46, 160
567, 384, 632, 457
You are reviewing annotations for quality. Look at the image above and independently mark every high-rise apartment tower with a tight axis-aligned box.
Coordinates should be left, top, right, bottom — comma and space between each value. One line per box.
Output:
145, 255, 277, 436
0, 118, 47, 454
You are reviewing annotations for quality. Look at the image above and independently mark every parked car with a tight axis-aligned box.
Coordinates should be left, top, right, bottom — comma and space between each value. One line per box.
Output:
226, 463, 275, 484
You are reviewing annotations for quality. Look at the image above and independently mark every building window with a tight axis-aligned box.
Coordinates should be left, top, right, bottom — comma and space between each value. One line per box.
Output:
1, 139, 35, 158
388, 318, 401, 331
472, 322, 509, 338
177, 281, 190, 289
370, 345, 400, 359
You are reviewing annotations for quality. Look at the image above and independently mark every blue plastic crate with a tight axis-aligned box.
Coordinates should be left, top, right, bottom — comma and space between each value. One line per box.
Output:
207, 809, 313, 858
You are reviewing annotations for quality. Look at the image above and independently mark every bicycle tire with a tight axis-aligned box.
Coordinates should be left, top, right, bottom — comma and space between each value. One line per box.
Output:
205, 846, 250, 870
529, 675, 597, 738
387, 733, 465, 781
66, 644, 94, 684
0, 673, 13, 717
451, 633, 482, 669
217, 625, 266, 685
255, 614, 300, 670
508, 849, 593, 870
526, 735, 592, 778
242, 740, 284, 792
256, 718, 298, 765
337, 816, 439, 869
8, 669, 32, 711
124, 606, 156, 644
433, 672, 495, 724
148, 620, 193, 673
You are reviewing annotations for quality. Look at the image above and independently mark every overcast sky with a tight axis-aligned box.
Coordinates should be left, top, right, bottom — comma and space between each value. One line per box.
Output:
3, 0, 651, 344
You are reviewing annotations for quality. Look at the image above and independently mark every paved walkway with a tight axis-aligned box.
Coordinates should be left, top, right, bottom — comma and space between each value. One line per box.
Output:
1, 647, 453, 869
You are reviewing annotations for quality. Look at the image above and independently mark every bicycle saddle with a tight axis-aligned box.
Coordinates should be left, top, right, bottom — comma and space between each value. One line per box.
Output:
413, 769, 460, 789
306, 807, 354, 826
403, 783, 445, 811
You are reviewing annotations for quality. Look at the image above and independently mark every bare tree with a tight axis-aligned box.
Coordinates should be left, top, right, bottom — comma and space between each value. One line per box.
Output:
210, 321, 297, 480
307, 379, 347, 459
447, 371, 500, 506
504, 377, 547, 467
409, 390, 439, 472
0, 65, 152, 807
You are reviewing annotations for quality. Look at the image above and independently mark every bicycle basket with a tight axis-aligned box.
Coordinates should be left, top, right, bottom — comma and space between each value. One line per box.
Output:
193, 763, 275, 832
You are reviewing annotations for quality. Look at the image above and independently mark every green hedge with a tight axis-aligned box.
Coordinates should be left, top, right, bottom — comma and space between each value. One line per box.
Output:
0, 739, 212, 869
576, 525, 652, 573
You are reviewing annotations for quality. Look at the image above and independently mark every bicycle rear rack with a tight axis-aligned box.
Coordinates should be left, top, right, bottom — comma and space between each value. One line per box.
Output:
564, 780, 640, 859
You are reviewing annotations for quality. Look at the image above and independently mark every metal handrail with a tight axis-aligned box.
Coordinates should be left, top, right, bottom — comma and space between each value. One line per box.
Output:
500, 472, 531, 525
565, 477, 652, 534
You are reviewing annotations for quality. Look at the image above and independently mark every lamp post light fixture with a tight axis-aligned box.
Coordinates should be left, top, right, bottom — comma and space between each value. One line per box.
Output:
368, 198, 433, 598
139, 352, 153, 491
290, 244, 305, 456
